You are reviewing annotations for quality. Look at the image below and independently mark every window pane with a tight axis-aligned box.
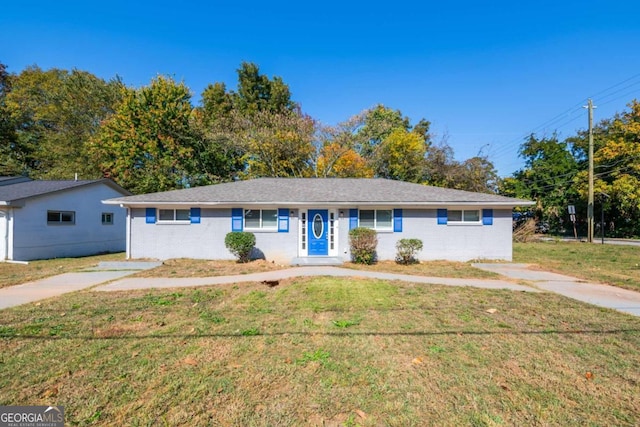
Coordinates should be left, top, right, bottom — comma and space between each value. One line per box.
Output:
376, 210, 392, 228
47, 212, 60, 222
359, 210, 375, 228
448, 210, 462, 222
464, 210, 480, 222
61, 212, 74, 223
245, 210, 260, 228
176, 209, 190, 221
102, 213, 113, 224
159, 209, 174, 221
262, 210, 278, 228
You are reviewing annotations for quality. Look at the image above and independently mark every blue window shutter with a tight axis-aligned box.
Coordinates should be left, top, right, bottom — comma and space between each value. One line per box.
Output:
483, 209, 493, 225
437, 209, 447, 225
349, 209, 358, 230
278, 208, 289, 232
231, 208, 243, 231
393, 209, 403, 232
146, 208, 156, 224
190, 208, 201, 224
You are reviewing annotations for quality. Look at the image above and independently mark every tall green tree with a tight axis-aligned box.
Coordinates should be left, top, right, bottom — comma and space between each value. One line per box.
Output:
90, 76, 198, 193
500, 133, 580, 232
0, 62, 19, 175
2, 66, 123, 179
570, 100, 640, 236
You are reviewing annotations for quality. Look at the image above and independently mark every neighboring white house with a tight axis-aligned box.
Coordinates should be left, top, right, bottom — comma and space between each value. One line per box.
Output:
0, 177, 131, 261
104, 178, 533, 264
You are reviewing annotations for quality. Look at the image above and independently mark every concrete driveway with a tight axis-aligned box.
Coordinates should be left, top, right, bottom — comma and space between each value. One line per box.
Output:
0, 262, 160, 310
473, 263, 640, 317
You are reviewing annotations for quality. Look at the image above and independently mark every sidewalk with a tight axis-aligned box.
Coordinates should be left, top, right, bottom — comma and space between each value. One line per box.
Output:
473, 263, 640, 317
3, 263, 640, 317
0, 261, 161, 310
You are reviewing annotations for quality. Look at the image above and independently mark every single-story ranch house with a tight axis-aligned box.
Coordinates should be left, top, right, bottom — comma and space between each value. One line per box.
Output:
0, 176, 130, 261
104, 178, 533, 264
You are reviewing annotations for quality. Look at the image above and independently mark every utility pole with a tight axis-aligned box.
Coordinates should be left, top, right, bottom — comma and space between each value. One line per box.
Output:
586, 99, 595, 243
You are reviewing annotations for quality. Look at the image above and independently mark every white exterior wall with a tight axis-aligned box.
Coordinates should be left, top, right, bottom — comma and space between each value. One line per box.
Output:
371, 208, 513, 262
129, 208, 300, 263
11, 185, 127, 261
129, 206, 513, 263
0, 210, 8, 260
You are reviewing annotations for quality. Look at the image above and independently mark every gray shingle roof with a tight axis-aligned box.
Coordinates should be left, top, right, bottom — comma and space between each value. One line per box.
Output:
0, 179, 131, 204
105, 178, 532, 207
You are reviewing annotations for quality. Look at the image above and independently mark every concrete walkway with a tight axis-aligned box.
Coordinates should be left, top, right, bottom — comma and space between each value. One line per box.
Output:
3, 262, 640, 318
473, 263, 640, 317
0, 261, 161, 310
94, 266, 537, 292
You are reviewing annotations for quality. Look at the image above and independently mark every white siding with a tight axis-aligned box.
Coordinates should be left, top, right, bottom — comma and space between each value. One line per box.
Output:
0, 210, 7, 260
129, 208, 300, 263
129, 206, 513, 263
11, 184, 127, 261
371, 209, 513, 262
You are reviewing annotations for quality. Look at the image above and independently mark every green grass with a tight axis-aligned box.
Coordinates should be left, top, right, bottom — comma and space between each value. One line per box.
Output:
514, 241, 640, 291
1, 276, 639, 426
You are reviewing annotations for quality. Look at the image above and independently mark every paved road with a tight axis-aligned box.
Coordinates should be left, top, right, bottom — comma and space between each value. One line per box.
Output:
473, 263, 640, 317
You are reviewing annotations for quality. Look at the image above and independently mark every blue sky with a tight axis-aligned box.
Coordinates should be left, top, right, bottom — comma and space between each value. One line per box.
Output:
2, 1, 640, 177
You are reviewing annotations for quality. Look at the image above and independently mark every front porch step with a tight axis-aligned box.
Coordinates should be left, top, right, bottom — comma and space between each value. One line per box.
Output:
290, 256, 344, 266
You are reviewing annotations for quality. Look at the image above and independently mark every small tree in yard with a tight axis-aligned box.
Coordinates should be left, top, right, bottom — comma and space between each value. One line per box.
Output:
225, 232, 256, 263
349, 227, 378, 264
395, 238, 423, 265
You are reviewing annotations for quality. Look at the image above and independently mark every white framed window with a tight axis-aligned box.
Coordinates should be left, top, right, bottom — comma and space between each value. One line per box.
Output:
158, 209, 190, 223
359, 209, 392, 230
448, 209, 480, 223
102, 212, 114, 225
47, 210, 75, 225
244, 209, 277, 229
300, 212, 307, 250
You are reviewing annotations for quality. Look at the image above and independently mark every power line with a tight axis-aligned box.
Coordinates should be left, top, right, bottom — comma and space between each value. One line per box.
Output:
489, 73, 640, 164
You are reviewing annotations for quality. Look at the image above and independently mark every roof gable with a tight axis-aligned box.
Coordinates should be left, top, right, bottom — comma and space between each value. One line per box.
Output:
105, 178, 532, 207
0, 179, 131, 205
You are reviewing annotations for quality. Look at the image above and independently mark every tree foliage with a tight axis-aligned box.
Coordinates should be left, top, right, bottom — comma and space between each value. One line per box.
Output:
2, 66, 123, 178
90, 76, 197, 194
499, 134, 579, 233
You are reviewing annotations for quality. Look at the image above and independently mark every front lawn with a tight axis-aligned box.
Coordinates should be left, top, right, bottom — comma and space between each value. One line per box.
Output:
1, 277, 638, 426
514, 241, 640, 291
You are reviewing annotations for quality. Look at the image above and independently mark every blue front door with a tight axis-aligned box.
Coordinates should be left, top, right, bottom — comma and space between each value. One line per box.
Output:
308, 209, 328, 256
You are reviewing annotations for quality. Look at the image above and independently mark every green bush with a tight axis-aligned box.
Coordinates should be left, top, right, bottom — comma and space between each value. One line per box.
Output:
224, 232, 256, 263
348, 227, 378, 264
395, 238, 423, 264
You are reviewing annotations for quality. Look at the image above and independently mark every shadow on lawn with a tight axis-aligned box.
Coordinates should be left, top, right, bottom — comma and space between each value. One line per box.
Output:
2, 328, 639, 340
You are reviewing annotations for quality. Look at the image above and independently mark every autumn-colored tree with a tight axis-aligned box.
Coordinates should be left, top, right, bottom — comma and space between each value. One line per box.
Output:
316, 142, 373, 178
571, 100, 640, 236
373, 128, 426, 182
240, 110, 315, 178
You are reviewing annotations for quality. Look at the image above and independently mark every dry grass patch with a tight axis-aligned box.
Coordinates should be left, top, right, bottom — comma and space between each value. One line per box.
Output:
344, 260, 501, 279
1, 277, 639, 426
514, 241, 640, 291
0, 252, 125, 289
131, 258, 286, 278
